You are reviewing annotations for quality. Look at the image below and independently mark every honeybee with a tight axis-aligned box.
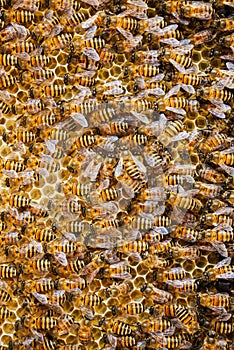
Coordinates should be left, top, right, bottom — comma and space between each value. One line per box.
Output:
210, 320, 234, 334
0, 54, 19, 67
12, 0, 43, 11
194, 181, 222, 199
0, 282, 12, 304
55, 277, 86, 292
4, 240, 43, 261
22, 277, 55, 293
0, 23, 28, 43
202, 208, 233, 227
199, 293, 230, 310
44, 240, 86, 258
0, 264, 17, 278
20, 68, 55, 85
140, 318, 173, 333
171, 245, 200, 260
156, 267, 187, 282
0, 231, 22, 245
167, 191, 203, 213
5, 171, 41, 190
12, 99, 45, 115
199, 132, 232, 155
0, 158, 26, 172
158, 44, 195, 74
206, 257, 234, 280
2, 130, 38, 145
106, 280, 134, 298
214, 17, 234, 31
22, 258, 52, 275
151, 333, 191, 349
170, 226, 203, 242
55, 258, 85, 276
42, 33, 73, 53
122, 150, 146, 181
33, 10, 62, 38
108, 319, 133, 336
209, 148, 234, 167
189, 29, 215, 46
197, 166, 227, 184
156, 96, 199, 116
166, 278, 200, 294
222, 190, 234, 205
180, 1, 214, 20
31, 84, 67, 99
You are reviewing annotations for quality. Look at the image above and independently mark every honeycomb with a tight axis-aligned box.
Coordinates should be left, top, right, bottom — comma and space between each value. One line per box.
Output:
0, 0, 233, 349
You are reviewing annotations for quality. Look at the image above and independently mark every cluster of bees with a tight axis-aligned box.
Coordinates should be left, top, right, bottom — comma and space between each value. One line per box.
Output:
0, 0, 233, 349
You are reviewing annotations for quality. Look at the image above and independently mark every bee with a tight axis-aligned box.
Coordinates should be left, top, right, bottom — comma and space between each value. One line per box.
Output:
198, 86, 234, 104
157, 119, 184, 147
197, 166, 227, 184
22, 277, 55, 293
194, 181, 222, 199
55, 258, 85, 276
2, 130, 38, 144
24, 227, 57, 242
29, 54, 52, 68
23, 315, 58, 330
55, 277, 87, 292
171, 246, 200, 260
0, 264, 17, 278
26, 155, 60, 173
5, 241, 43, 260
42, 33, 73, 53
33, 12, 62, 38
0, 307, 15, 320
31, 84, 67, 99
5, 194, 31, 208
189, 29, 215, 46
123, 63, 160, 78
0, 74, 17, 89
0, 158, 26, 172
159, 46, 194, 74
167, 191, 203, 213
5, 171, 41, 190
109, 320, 133, 336
156, 333, 191, 349
106, 280, 134, 298
204, 227, 234, 243
78, 324, 92, 345
0, 23, 28, 43
63, 181, 94, 198
156, 267, 187, 282
202, 210, 233, 227
150, 238, 174, 255
180, 1, 214, 20
75, 293, 103, 308
210, 320, 234, 334
209, 148, 234, 167
116, 335, 137, 347
166, 278, 200, 294
5, 9, 36, 25
22, 258, 52, 274
156, 97, 199, 116
122, 150, 146, 181
120, 302, 146, 315
0, 100, 11, 114
13, 99, 45, 115
141, 317, 173, 333
175, 305, 200, 334
67, 134, 104, 155
11, 0, 43, 11
214, 17, 234, 31
222, 190, 234, 205
0, 231, 22, 245
118, 240, 149, 255
199, 293, 230, 309
206, 257, 234, 280
8, 210, 36, 226
64, 72, 96, 87
2, 40, 37, 55
0, 283, 12, 304
20, 69, 55, 85
44, 240, 86, 258
199, 133, 232, 155
222, 33, 234, 48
